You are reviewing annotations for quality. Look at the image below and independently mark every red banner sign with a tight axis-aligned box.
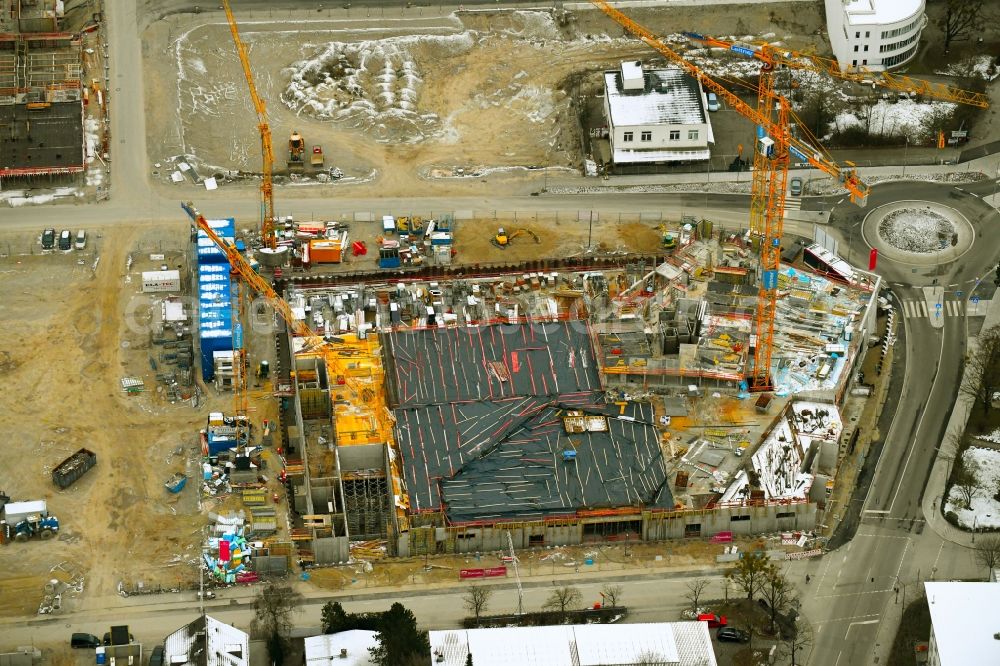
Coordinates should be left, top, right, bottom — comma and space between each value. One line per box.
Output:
710, 531, 734, 543
460, 566, 507, 580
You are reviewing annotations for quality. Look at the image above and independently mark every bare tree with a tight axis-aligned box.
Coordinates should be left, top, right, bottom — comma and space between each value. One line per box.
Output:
959, 326, 1000, 414
250, 582, 303, 665
463, 585, 494, 624
937, 0, 989, 51
952, 454, 980, 509
684, 579, 710, 614
728, 551, 771, 600
636, 651, 669, 666
543, 586, 582, 615
601, 584, 624, 608
779, 615, 814, 666
757, 565, 794, 635
973, 535, 1000, 576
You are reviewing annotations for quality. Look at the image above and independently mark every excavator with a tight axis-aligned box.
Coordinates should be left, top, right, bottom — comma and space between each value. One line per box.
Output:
288, 130, 305, 169
492, 227, 540, 250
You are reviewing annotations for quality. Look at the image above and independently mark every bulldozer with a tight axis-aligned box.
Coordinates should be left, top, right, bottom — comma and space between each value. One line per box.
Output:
655, 224, 677, 250
288, 131, 305, 169
492, 227, 540, 249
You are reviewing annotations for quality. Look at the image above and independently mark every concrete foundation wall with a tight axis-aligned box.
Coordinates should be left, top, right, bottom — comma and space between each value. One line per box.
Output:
314, 536, 350, 565
338, 443, 385, 471
397, 502, 817, 555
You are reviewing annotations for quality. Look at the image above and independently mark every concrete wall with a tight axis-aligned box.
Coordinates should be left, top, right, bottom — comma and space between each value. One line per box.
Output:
314, 536, 350, 565
396, 501, 817, 554
338, 443, 386, 471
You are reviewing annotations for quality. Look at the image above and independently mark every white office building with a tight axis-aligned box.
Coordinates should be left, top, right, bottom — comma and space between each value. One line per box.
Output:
603, 61, 714, 166
824, 0, 927, 71
925, 581, 1000, 666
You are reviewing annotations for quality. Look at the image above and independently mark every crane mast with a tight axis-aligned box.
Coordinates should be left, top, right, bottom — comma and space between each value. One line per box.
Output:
591, 1, 987, 390
222, 0, 276, 250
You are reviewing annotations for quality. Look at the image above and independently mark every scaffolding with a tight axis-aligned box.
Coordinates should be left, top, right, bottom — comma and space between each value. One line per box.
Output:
342, 471, 389, 540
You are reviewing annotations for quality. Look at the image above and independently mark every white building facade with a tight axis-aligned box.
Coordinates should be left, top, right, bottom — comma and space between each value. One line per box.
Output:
603, 61, 714, 166
824, 0, 926, 72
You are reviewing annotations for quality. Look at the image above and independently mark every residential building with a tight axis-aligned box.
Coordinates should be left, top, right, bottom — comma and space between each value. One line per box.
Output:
429, 622, 718, 666
305, 631, 378, 666
824, 0, 927, 71
164, 615, 249, 666
924, 581, 1000, 665
603, 61, 714, 167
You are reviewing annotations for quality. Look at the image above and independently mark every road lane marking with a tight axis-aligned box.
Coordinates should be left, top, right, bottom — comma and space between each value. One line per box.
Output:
863, 510, 890, 514
887, 325, 947, 514
814, 613, 881, 625
815, 589, 897, 599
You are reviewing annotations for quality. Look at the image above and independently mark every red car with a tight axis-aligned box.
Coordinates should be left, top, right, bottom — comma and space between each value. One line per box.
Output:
698, 613, 728, 628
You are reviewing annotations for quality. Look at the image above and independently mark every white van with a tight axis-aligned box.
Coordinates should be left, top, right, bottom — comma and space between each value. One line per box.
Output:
75, 229, 87, 250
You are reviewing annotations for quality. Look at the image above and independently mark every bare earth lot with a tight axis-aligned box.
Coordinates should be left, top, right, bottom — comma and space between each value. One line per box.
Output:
142, 4, 825, 198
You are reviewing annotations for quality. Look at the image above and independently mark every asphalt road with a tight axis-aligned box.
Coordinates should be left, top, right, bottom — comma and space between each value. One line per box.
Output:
802, 180, 1000, 666
6, 2, 1000, 664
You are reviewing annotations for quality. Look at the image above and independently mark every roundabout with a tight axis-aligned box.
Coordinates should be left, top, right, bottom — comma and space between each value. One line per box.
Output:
861, 199, 976, 267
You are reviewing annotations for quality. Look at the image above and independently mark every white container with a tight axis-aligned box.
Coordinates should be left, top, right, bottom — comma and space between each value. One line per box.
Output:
141, 270, 181, 293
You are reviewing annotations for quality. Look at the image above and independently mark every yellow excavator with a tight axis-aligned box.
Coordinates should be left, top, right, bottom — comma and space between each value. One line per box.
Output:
492, 227, 540, 249
288, 130, 305, 169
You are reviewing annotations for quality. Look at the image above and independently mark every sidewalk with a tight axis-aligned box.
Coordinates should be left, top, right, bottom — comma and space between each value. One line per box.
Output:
921, 295, 1000, 547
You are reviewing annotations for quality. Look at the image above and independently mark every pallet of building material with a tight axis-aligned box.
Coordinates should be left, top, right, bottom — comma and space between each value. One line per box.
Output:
249, 519, 277, 535
242, 489, 267, 506
250, 507, 277, 518
120, 377, 145, 393
290, 528, 313, 541
302, 514, 332, 528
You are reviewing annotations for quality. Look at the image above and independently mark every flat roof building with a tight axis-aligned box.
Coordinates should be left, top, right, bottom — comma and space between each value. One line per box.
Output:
603, 62, 714, 166
925, 581, 1000, 666
429, 622, 718, 666
825, 0, 926, 71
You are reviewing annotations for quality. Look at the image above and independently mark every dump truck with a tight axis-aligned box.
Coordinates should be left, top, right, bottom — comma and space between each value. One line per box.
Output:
52, 448, 97, 489
310, 145, 324, 168
1, 499, 60, 544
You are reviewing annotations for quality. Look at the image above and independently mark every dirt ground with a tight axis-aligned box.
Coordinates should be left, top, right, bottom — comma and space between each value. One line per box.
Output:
0, 227, 233, 618
141, 3, 826, 200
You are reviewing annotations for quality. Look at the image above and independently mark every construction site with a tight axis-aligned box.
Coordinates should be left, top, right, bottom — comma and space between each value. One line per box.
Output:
4, 0, 990, 633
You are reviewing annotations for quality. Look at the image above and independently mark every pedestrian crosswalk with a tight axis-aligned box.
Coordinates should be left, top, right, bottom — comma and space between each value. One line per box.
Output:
901, 300, 965, 318
784, 198, 802, 210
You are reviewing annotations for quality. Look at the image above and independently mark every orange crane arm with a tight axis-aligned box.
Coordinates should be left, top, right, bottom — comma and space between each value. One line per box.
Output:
591, 0, 869, 203
221, 0, 276, 249
682, 32, 990, 109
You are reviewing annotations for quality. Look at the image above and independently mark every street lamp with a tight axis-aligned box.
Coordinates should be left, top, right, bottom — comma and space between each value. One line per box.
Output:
902, 136, 909, 177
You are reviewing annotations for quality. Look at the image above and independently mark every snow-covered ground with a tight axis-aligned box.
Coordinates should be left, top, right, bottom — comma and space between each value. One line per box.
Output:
944, 446, 1000, 530
878, 208, 955, 253
936, 54, 1000, 82
0, 187, 82, 207
833, 99, 957, 142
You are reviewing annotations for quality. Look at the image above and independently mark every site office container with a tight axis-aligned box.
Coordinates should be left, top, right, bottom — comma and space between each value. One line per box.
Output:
309, 239, 343, 264
142, 270, 182, 293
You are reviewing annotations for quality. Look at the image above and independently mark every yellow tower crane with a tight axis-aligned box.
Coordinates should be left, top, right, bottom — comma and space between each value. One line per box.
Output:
222, 0, 276, 250
590, 1, 987, 390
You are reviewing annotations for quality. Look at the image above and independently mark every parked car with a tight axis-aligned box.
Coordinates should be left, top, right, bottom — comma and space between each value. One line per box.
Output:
71, 633, 102, 648
717, 627, 751, 643
41, 228, 56, 250
103, 631, 135, 646
75, 229, 87, 250
149, 645, 165, 666
706, 92, 720, 112
789, 176, 803, 196
698, 613, 728, 628
58, 229, 72, 251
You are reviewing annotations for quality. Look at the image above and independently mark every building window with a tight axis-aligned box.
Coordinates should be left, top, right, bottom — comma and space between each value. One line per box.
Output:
864, 45, 869, 52
853, 45, 859, 52
642, 131, 653, 142
687, 130, 699, 140
883, 44, 918, 68
623, 131, 634, 142
862, 59, 867, 66
730, 515, 750, 522
865, 31, 870, 38
855, 31, 860, 38
852, 59, 857, 67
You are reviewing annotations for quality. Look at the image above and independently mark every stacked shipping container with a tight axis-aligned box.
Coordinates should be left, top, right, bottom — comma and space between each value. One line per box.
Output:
197, 218, 236, 381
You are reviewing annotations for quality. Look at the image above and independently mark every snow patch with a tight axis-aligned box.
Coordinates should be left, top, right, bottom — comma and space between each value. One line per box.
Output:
944, 446, 1000, 529
878, 208, 955, 253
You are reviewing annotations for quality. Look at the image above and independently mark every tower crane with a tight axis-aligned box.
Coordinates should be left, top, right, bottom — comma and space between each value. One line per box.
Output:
222, 0, 276, 250
590, 1, 988, 389
183, 203, 386, 434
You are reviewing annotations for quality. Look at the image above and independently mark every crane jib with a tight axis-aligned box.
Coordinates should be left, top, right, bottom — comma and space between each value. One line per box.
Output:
731, 44, 756, 58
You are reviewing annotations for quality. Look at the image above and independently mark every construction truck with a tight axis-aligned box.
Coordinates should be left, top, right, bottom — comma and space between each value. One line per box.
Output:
1, 499, 60, 544
310, 145, 324, 168
491, 227, 539, 249
288, 131, 305, 169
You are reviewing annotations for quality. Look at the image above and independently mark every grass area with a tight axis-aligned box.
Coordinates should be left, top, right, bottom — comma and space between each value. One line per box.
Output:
887, 596, 931, 666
